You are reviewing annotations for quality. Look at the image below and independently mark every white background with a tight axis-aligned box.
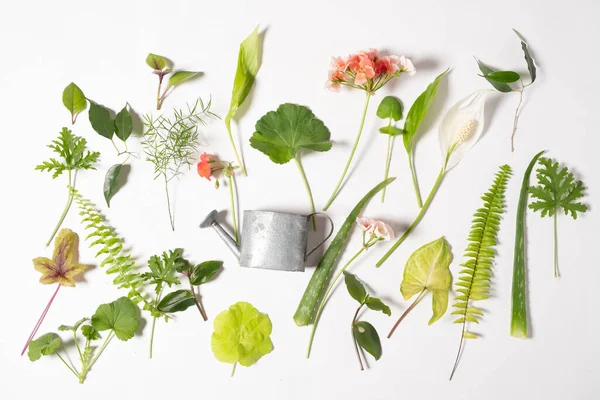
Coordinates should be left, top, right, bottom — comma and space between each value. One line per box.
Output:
1, 0, 598, 399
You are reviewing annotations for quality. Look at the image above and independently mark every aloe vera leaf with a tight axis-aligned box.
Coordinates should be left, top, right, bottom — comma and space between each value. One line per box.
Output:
293, 177, 395, 326
511, 150, 545, 339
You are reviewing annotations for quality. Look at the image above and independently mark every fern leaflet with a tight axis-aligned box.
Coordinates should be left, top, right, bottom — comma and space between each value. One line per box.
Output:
449, 164, 512, 380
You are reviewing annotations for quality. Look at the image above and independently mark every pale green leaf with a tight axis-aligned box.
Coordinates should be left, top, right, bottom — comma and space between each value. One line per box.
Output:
62, 82, 87, 124
91, 297, 140, 341
167, 71, 200, 88
146, 53, 168, 71
28, 333, 61, 361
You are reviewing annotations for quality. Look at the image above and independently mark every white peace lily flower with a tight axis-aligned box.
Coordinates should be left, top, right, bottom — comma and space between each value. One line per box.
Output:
438, 90, 490, 171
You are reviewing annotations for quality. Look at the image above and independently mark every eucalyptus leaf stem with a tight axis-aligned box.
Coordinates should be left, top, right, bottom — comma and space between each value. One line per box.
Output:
553, 211, 558, 278
323, 92, 372, 210
387, 288, 426, 338
306, 247, 365, 358
295, 156, 317, 230
352, 303, 365, 371
56, 352, 80, 379
408, 152, 423, 208
226, 121, 247, 176
21, 284, 61, 356
381, 134, 393, 202
228, 175, 239, 243
46, 170, 74, 247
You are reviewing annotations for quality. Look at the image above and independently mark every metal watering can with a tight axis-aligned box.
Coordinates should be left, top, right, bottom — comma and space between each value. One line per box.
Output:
200, 210, 334, 272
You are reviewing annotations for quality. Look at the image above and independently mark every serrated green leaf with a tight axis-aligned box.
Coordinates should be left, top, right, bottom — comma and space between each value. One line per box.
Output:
475, 58, 512, 93
103, 163, 123, 207
62, 82, 87, 124
28, 333, 61, 361
81, 325, 101, 341
376, 96, 403, 121
88, 101, 114, 139
114, 106, 133, 141
481, 71, 520, 83
146, 53, 168, 71
343, 271, 367, 304
365, 297, 391, 316
158, 290, 196, 313
91, 297, 140, 341
190, 260, 222, 286
168, 71, 200, 88
353, 321, 382, 360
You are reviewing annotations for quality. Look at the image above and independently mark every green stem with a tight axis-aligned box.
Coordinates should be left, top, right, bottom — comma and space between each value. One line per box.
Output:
408, 152, 423, 208
381, 133, 393, 202
74, 330, 83, 361
295, 156, 317, 230
323, 92, 372, 210
352, 303, 365, 371
306, 246, 365, 358
164, 175, 175, 231
225, 121, 246, 176
80, 331, 115, 384
231, 362, 237, 377
553, 211, 558, 278
156, 76, 163, 110
377, 165, 446, 267
511, 81, 525, 152
46, 170, 74, 247
228, 175, 239, 242
149, 316, 157, 359
190, 283, 208, 321
56, 352, 80, 379
387, 288, 426, 338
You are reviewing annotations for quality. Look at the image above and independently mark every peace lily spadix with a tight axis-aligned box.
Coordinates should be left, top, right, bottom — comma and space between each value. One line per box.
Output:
377, 90, 490, 267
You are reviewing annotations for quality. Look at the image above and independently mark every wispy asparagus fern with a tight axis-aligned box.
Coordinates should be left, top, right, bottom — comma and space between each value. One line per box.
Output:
449, 164, 512, 380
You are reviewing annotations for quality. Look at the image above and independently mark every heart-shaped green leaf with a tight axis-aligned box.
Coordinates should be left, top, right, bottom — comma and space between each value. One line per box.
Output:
91, 297, 140, 341
481, 71, 520, 83
376, 96, 403, 121
103, 163, 123, 207
190, 260, 222, 286
114, 106, 132, 141
158, 290, 196, 313
146, 53, 168, 71
168, 71, 201, 88
88, 101, 114, 139
343, 271, 367, 304
27, 333, 61, 361
353, 321, 382, 360
62, 82, 87, 124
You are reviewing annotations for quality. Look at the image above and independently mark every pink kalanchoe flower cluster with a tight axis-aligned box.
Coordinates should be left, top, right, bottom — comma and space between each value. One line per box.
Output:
356, 217, 395, 241
327, 49, 415, 93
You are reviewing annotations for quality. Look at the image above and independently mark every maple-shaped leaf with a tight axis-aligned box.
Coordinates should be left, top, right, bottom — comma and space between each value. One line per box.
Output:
33, 228, 87, 287
529, 157, 588, 219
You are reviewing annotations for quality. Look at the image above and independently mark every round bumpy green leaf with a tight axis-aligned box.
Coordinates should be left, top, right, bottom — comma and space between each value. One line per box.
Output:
91, 297, 140, 341
376, 96, 403, 121
28, 333, 61, 361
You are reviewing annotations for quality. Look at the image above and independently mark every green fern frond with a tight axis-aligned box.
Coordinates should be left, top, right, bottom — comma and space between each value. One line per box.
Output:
70, 189, 151, 310
449, 164, 512, 380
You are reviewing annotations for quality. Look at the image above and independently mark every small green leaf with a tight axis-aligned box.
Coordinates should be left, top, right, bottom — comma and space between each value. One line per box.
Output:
114, 106, 133, 141
481, 71, 520, 83
343, 271, 367, 304
168, 71, 200, 88
103, 164, 123, 207
158, 290, 196, 313
62, 83, 87, 124
379, 126, 405, 136
376, 96, 403, 121
190, 260, 222, 286
353, 321, 382, 360
475, 58, 512, 93
514, 30, 537, 84
81, 325, 101, 341
88, 101, 115, 139
146, 53, 168, 71
28, 333, 61, 362
58, 317, 88, 332
365, 297, 391, 316
91, 297, 140, 341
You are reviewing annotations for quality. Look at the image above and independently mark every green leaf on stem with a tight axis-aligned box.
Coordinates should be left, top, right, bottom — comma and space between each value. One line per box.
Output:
62, 82, 87, 124
114, 106, 133, 141
28, 333, 61, 361
167, 71, 200, 88
481, 71, 520, 83
379, 126, 404, 136
353, 321, 382, 360
376, 96, 403, 121
58, 317, 88, 332
343, 271, 367, 304
158, 290, 196, 313
514, 29, 537, 84
365, 297, 391, 316
81, 325, 101, 341
88, 101, 114, 139
475, 58, 512, 93
190, 260, 222, 286
103, 164, 123, 207
91, 297, 140, 341
146, 53, 168, 71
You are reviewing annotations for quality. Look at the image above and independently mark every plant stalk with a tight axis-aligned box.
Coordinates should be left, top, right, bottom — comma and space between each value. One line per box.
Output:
46, 170, 74, 247
80, 331, 114, 384
408, 152, 423, 208
190, 283, 208, 321
56, 352, 80, 379
227, 175, 239, 242
553, 211, 558, 278
231, 362, 237, 377
295, 156, 317, 230
21, 284, 61, 356
511, 82, 525, 152
156, 75, 163, 110
381, 133, 393, 202
149, 316, 157, 359
323, 92, 372, 210
164, 175, 175, 231
225, 121, 247, 176
352, 303, 365, 371
387, 288, 426, 338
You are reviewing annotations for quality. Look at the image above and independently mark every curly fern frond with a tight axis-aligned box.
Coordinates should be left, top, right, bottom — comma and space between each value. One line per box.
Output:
71, 189, 150, 309
449, 164, 512, 380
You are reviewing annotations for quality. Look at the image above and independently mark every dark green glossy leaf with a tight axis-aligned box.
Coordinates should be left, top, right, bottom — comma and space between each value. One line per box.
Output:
168, 71, 200, 88
365, 297, 391, 316
403, 69, 448, 152
146, 53, 168, 71
376, 96, 403, 121
114, 106, 132, 141
158, 290, 196, 313
81, 325, 101, 341
475, 58, 512, 93
353, 321, 382, 360
62, 82, 87, 124
27, 333, 61, 361
379, 126, 405, 136
482, 71, 520, 83
343, 271, 367, 304
88, 101, 114, 139
190, 260, 222, 286
514, 30, 537, 84
103, 164, 123, 207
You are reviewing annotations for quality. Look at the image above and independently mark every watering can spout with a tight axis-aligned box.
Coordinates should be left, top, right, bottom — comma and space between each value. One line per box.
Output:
199, 210, 240, 259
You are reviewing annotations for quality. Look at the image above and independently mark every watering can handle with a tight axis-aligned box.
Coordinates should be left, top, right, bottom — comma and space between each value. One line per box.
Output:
304, 212, 335, 260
